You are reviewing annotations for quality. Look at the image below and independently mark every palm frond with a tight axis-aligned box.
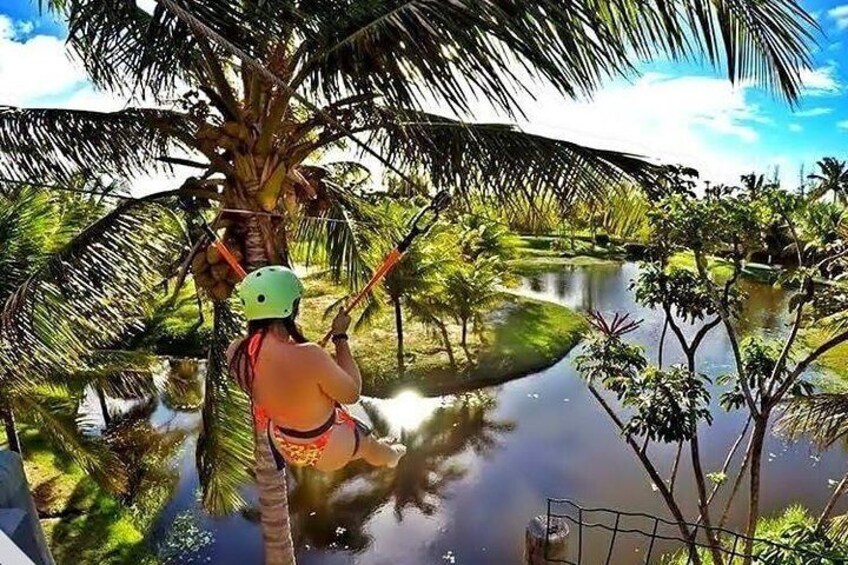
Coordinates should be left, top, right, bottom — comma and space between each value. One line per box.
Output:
51, 0, 294, 99
291, 182, 375, 291
295, 0, 815, 114
0, 106, 191, 185
75, 350, 159, 400
357, 108, 655, 205
197, 299, 254, 515
15, 382, 128, 493
776, 393, 848, 450
103, 403, 187, 507
0, 187, 60, 298
0, 198, 188, 387
827, 513, 848, 544
293, 0, 628, 115
601, 0, 817, 102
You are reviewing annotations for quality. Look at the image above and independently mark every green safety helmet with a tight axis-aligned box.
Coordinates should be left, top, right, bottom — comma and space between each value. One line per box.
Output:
238, 266, 304, 321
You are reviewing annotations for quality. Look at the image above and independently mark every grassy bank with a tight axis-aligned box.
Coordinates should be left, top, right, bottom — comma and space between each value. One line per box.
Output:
298, 276, 587, 397
800, 326, 848, 388
509, 235, 624, 275
509, 254, 622, 275
1, 427, 158, 565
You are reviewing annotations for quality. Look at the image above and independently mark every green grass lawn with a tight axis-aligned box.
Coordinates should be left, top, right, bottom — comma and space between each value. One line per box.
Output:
298, 276, 587, 396
509, 254, 621, 275
667, 251, 736, 280
1, 427, 158, 565
799, 326, 848, 390
510, 235, 625, 275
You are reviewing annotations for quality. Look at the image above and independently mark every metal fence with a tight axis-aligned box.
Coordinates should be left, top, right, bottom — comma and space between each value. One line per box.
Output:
544, 499, 847, 565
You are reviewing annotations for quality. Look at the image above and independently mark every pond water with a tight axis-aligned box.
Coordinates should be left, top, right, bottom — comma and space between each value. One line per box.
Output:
101, 262, 848, 564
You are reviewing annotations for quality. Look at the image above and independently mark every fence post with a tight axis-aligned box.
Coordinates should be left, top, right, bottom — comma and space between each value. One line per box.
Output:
525, 514, 569, 564
0, 451, 54, 565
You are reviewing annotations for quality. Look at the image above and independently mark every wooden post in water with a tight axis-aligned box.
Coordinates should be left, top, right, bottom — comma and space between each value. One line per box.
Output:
525, 515, 569, 564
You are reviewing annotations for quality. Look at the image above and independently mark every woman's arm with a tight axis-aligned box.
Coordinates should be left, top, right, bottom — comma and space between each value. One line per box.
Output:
312, 309, 361, 404
330, 309, 361, 389
332, 337, 361, 395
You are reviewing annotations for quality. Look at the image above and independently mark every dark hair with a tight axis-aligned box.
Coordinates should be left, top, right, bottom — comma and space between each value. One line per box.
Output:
228, 299, 307, 395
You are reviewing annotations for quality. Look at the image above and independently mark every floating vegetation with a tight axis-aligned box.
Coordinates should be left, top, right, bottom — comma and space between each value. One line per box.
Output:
157, 511, 214, 564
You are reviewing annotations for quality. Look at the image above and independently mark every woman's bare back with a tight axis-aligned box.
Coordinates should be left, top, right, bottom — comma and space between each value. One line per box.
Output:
228, 333, 405, 471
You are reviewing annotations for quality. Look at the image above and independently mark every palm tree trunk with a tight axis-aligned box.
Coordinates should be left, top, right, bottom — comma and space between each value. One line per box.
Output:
1, 398, 21, 454
254, 425, 296, 565
436, 318, 457, 369
461, 320, 468, 349
817, 469, 848, 532
393, 298, 405, 375
95, 384, 111, 428
460, 319, 473, 360
243, 216, 296, 565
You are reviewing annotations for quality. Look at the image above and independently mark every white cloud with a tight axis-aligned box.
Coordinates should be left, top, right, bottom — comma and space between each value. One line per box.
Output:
838, 120, 848, 131
800, 64, 842, 96
0, 15, 90, 106
788, 123, 803, 132
435, 73, 775, 184
829, 5, 848, 30
0, 15, 193, 196
794, 107, 834, 117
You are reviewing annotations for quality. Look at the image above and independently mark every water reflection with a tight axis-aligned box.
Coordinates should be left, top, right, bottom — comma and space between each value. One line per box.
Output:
519, 262, 628, 311
520, 262, 792, 338
282, 391, 515, 555
362, 390, 443, 434
161, 359, 204, 412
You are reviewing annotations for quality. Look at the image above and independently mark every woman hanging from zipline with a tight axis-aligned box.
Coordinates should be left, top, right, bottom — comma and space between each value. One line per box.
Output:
227, 266, 407, 471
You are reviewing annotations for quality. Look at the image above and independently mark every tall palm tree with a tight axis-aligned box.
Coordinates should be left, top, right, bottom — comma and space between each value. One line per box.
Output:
0, 2, 818, 563
808, 158, 848, 205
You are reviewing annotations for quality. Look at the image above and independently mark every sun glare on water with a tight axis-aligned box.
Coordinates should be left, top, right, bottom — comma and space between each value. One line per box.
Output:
373, 390, 443, 433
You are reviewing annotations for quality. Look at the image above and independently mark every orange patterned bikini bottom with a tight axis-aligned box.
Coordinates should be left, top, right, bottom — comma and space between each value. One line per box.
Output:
255, 405, 370, 468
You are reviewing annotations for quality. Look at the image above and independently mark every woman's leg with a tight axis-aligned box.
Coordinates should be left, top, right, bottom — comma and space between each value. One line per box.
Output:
358, 435, 406, 468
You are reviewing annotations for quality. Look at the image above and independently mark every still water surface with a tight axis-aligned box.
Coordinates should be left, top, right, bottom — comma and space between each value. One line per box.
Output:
97, 262, 848, 564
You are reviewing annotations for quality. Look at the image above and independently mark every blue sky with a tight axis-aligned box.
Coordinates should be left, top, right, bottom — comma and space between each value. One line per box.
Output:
1, 0, 847, 191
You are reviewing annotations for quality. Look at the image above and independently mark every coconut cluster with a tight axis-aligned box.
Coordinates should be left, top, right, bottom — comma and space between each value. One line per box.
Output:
191, 229, 245, 301
189, 116, 335, 300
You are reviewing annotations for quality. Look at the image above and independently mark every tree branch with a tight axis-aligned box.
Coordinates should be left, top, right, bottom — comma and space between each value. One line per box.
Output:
694, 252, 759, 417
691, 316, 722, 352
719, 428, 756, 529
587, 385, 699, 556
702, 415, 753, 517
776, 326, 848, 403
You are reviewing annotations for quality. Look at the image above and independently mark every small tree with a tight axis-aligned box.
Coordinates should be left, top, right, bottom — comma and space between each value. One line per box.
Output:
444, 259, 502, 358
576, 171, 848, 564
377, 200, 445, 374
